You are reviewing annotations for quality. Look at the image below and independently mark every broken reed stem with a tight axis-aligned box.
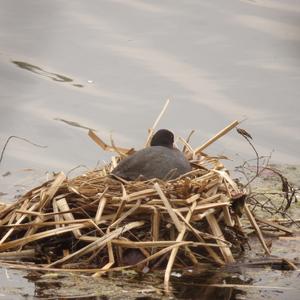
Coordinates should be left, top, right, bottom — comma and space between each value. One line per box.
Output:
254, 216, 293, 235
102, 241, 115, 270
52, 199, 61, 229
154, 183, 183, 232
0, 249, 35, 260
175, 210, 225, 265
39, 172, 66, 210
88, 130, 133, 155
206, 213, 235, 263
182, 130, 195, 153
0, 202, 39, 245
109, 199, 141, 229
152, 207, 160, 241
145, 99, 170, 147
194, 120, 239, 154
110, 240, 224, 248
244, 204, 271, 255
164, 201, 197, 291
95, 197, 107, 223
0, 223, 89, 252
56, 198, 82, 238
48, 221, 144, 268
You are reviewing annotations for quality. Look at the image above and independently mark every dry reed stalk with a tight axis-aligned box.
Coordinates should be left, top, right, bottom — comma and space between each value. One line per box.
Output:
206, 181, 221, 197
14, 200, 30, 222
110, 134, 128, 158
145, 99, 170, 147
109, 200, 141, 229
205, 177, 222, 190
192, 208, 215, 221
88, 130, 133, 155
131, 242, 196, 268
255, 216, 293, 235
194, 120, 239, 154
0, 203, 8, 213
0, 249, 35, 260
152, 207, 160, 242
233, 215, 243, 230
92, 241, 199, 277
176, 202, 230, 214
126, 189, 157, 202
0, 219, 93, 229
279, 236, 300, 241
102, 241, 115, 270
221, 195, 235, 227
147, 199, 187, 206
38, 172, 66, 210
0, 211, 15, 226
175, 209, 225, 265
0, 223, 89, 252
0, 202, 39, 245
182, 130, 195, 152
178, 137, 194, 154
223, 206, 235, 227
3, 199, 30, 225
14, 210, 42, 217
244, 204, 271, 255
282, 259, 298, 270
198, 194, 221, 204
185, 194, 200, 204
0, 186, 40, 220
164, 201, 197, 291
214, 170, 239, 192
52, 198, 62, 228
20, 214, 46, 251
68, 186, 90, 200
111, 199, 126, 224
110, 240, 224, 248
56, 198, 82, 238
206, 213, 235, 263
223, 180, 232, 197
95, 197, 107, 223
154, 183, 183, 232
184, 246, 199, 265
48, 221, 144, 268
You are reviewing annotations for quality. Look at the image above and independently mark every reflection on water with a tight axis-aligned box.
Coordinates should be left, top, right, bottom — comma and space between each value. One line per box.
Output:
2, 265, 296, 300
171, 270, 248, 300
12, 60, 84, 87
22, 268, 249, 299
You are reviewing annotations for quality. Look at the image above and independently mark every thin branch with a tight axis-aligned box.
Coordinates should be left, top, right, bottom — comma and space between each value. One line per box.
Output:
0, 136, 47, 168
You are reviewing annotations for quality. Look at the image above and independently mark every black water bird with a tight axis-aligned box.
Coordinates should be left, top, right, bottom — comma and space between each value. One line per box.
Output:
111, 129, 192, 180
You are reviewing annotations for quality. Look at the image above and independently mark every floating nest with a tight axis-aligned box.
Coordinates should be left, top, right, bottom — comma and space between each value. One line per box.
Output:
0, 117, 292, 289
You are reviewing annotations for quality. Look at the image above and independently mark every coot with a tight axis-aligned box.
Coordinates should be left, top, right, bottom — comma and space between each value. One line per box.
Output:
111, 129, 191, 180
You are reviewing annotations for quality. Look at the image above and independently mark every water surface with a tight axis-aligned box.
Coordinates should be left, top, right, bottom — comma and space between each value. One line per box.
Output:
0, 0, 300, 298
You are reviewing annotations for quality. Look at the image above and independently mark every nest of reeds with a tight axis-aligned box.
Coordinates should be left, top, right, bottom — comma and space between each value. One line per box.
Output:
1, 113, 285, 289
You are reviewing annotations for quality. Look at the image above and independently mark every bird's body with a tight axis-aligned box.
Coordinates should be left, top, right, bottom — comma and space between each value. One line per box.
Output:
111, 129, 192, 181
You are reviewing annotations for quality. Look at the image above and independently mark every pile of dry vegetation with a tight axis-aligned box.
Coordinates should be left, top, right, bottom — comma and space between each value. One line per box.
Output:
0, 103, 295, 289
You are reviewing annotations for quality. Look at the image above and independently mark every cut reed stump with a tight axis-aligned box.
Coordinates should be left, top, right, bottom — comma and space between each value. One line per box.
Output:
0, 119, 293, 290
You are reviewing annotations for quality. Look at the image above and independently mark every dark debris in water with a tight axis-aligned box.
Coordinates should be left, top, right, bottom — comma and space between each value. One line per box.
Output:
54, 117, 96, 131
11, 60, 84, 88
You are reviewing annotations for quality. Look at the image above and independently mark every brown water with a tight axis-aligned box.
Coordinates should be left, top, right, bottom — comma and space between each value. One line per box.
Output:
0, 0, 300, 298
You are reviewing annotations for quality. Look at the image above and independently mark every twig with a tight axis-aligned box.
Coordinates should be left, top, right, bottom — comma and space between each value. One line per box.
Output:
0, 136, 47, 168
145, 99, 170, 147
236, 128, 259, 187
